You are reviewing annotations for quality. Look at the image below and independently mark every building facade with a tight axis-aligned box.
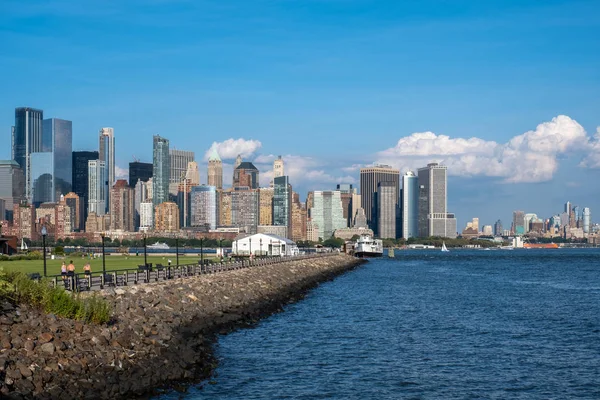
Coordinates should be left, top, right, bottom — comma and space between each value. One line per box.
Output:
190, 185, 217, 231
273, 176, 292, 238
42, 118, 72, 196
129, 161, 153, 188
152, 135, 170, 208
169, 149, 194, 184
139, 201, 154, 231
583, 207, 591, 234
233, 162, 260, 189
154, 201, 179, 232
231, 188, 260, 234
217, 189, 233, 227
310, 191, 347, 240
63, 192, 81, 232
30, 152, 54, 206
13, 107, 43, 202
417, 163, 456, 238
360, 165, 400, 230
110, 180, 135, 232
72, 151, 99, 225
513, 210, 525, 235
99, 128, 115, 212
291, 197, 307, 242
0, 160, 25, 221
376, 181, 397, 239
259, 188, 274, 225
207, 147, 223, 189
401, 171, 418, 239
88, 160, 106, 216
270, 156, 284, 187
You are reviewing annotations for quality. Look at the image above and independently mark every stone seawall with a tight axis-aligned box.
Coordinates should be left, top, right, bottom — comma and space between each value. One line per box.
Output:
0, 254, 365, 399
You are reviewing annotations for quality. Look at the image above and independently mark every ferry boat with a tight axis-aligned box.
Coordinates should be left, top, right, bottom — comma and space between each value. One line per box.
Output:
147, 242, 170, 250
354, 234, 383, 258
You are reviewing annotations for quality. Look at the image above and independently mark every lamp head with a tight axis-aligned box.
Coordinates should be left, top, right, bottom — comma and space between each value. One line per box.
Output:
41, 226, 47, 236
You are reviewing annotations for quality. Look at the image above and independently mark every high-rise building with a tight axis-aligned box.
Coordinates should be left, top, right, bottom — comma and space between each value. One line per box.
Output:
513, 210, 525, 235
42, 118, 72, 196
310, 191, 347, 240
110, 180, 135, 232
154, 201, 179, 232
186, 161, 200, 185
152, 135, 170, 208
128, 161, 153, 188
30, 152, 54, 206
524, 213, 537, 233
72, 151, 99, 225
139, 201, 154, 231
417, 163, 456, 238
63, 192, 81, 232
337, 183, 356, 227
13, 204, 35, 240
375, 182, 397, 239
207, 148, 223, 189
233, 154, 242, 171
494, 219, 503, 236
233, 162, 260, 189
583, 207, 591, 234
273, 176, 292, 238
217, 189, 233, 226
353, 208, 368, 228
13, 107, 43, 201
0, 200, 4, 225
134, 179, 152, 230
99, 128, 115, 212
401, 171, 418, 239
360, 165, 400, 230
231, 188, 260, 234
190, 185, 217, 231
169, 149, 195, 184
88, 160, 106, 216
259, 187, 274, 225
0, 160, 25, 222
291, 193, 307, 242
270, 156, 284, 187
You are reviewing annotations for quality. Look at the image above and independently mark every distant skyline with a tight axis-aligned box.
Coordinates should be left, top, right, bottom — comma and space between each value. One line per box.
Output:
1, 0, 599, 227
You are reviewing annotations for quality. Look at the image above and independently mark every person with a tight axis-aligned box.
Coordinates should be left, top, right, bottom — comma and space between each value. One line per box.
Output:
67, 260, 75, 277
61, 262, 67, 280
83, 263, 91, 275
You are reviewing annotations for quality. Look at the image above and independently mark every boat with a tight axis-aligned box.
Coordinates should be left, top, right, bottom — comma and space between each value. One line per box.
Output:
147, 242, 170, 250
354, 234, 383, 258
20, 238, 28, 251
523, 243, 559, 249
441, 241, 450, 252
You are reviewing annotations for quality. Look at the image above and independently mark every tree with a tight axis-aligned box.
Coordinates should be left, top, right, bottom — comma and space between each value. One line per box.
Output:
322, 237, 344, 248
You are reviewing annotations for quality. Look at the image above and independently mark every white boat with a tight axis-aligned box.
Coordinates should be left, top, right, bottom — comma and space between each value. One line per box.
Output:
441, 241, 450, 252
20, 238, 28, 251
354, 234, 383, 258
147, 242, 170, 250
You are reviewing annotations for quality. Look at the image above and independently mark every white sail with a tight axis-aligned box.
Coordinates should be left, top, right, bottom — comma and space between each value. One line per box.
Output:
441, 241, 449, 252
21, 238, 28, 251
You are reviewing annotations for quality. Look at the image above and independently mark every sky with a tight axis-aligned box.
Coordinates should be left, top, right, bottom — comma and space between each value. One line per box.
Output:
1, 0, 600, 228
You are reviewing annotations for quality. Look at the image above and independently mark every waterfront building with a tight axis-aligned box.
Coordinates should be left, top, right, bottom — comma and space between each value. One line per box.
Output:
273, 176, 292, 238
494, 219, 503, 236
310, 191, 347, 240
110, 180, 135, 232
207, 148, 223, 189
154, 202, 179, 232
139, 201, 154, 231
42, 118, 73, 196
30, 152, 54, 206
513, 210, 525, 235
128, 161, 153, 188
259, 188, 274, 225
13, 107, 43, 201
375, 181, 397, 239
401, 171, 418, 239
13, 204, 34, 240
72, 151, 99, 225
360, 165, 400, 230
333, 227, 374, 240
152, 135, 170, 208
63, 192, 80, 232
231, 188, 260, 234
231, 233, 299, 257
0, 160, 25, 221
306, 219, 319, 242
291, 194, 307, 242
270, 156, 284, 187
482, 225, 493, 236
233, 162, 260, 189
583, 207, 591, 234
99, 128, 115, 212
217, 189, 233, 226
88, 160, 106, 216
417, 163, 456, 238
190, 185, 217, 231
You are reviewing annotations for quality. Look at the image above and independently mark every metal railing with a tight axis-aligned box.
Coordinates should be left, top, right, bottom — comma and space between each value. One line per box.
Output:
45, 252, 340, 292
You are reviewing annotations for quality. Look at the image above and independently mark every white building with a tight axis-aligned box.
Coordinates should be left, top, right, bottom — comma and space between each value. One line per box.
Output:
231, 233, 299, 257
139, 201, 154, 231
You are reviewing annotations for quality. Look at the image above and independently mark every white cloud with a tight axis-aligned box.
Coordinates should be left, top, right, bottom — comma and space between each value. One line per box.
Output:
579, 127, 600, 168
376, 115, 590, 183
115, 166, 129, 180
203, 138, 262, 161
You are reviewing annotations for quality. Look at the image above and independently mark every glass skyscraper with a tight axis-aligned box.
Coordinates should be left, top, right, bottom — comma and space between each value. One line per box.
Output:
30, 152, 54, 207
88, 160, 106, 216
401, 171, 418, 239
129, 161, 153, 188
43, 118, 73, 196
360, 165, 400, 230
0, 160, 25, 221
190, 185, 217, 230
72, 151, 99, 225
99, 128, 115, 212
152, 135, 170, 208
13, 107, 43, 201
273, 176, 292, 238
310, 191, 347, 240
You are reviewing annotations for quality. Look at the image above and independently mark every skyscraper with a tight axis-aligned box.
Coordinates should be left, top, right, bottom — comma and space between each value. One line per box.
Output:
152, 135, 170, 208
234, 154, 242, 170
154, 202, 179, 232
376, 181, 397, 239
310, 191, 347, 240
30, 152, 54, 206
583, 207, 591, 234
494, 219, 503, 236
88, 160, 106, 216
14, 107, 43, 201
207, 147, 223, 189
72, 151, 99, 225
233, 162, 260, 189
270, 156, 284, 187
231, 188, 260, 234
128, 161, 153, 188
110, 180, 135, 232
273, 176, 292, 238
291, 193, 307, 242
360, 165, 400, 230
337, 183, 357, 228
417, 163, 456, 238
0, 160, 25, 222
186, 161, 200, 185
43, 118, 72, 196
513, 210, 525, 235
63, 192, 81, 232
190, 185, 217, 230
169, 149, 194, 195
401, 171, 418, 239
134, 179, 152, 230
99, 128, 115, 212
259, 187, 274, 225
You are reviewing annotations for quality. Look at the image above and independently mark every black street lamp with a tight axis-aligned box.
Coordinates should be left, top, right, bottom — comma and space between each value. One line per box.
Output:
200, 238, 204, 265
143, 233, 148, 267
176, 237, 179, 267
260, 238, 263, 258
41, 226, 47, 277
100, 232, 106, 277
249, 237, 252, 257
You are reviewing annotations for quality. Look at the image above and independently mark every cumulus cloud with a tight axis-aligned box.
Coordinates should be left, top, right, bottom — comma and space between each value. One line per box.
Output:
115, 166, 129, 180
579, 127, 600, 168
376, 115, 590, 183
203, 138, 262, 161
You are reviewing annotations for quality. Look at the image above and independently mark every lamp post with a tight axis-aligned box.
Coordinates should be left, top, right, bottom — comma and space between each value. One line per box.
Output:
41, 226, 47, 277
270, 239, 273, 257
100, 232, 106, 277
249, 237, 252, 258
260, 238, 263, 258
143, 233, 147, 267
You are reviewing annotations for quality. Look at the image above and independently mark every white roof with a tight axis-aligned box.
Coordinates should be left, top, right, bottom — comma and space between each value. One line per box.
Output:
234, 232, 296, 245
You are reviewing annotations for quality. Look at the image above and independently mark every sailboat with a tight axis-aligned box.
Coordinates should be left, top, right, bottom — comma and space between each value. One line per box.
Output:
441, 241, 450, 252
20, 238, 28, 251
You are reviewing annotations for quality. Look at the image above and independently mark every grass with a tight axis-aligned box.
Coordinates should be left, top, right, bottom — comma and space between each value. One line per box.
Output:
0, 254, 217, 276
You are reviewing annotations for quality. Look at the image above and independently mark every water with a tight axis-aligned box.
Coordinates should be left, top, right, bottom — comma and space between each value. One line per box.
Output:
160, 249, 600, 399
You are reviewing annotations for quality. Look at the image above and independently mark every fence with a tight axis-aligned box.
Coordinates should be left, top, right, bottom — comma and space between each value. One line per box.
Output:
47, 252, 340, 292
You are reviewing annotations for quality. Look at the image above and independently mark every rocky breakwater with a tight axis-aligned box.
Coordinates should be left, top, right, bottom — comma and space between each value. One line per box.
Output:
0, 254, 365, 399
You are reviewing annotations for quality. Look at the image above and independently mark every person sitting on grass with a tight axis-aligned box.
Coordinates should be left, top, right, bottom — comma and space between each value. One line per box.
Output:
83, 263, 91, 275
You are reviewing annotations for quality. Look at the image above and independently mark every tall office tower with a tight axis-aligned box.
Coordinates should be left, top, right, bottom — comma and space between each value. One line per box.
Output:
0, 200, 4, 224
128, 161, 153, 188
63, 192, 80, 232
190, 185, 217, 231
234, 154, 242, 171
169, 149, 194, 195
291, 193, 307, 242
176, 175, 198, 228
154, 202, 179, 232
152, 135, 170, 207
72, 151, 99, 225
134, 179, 152, 230
13, 204, 35, 240
0, 160, 25, 221
565, 201, 571, 216
273, 176, 292, 238
583, 207, 591, 234
559, 212, 569, 228
572, 206, 581, 228
231, 188, 260, 234
99, 128, 115, 211
139, 201, 154, 231
217, 189, 233, 226
512, 210, 525, 235
88, 160, 106, 216
186, 161, 200, 185
401, 171, 418, 239
360, 165, 400, 230
337, 183, 357, 227
353, 208, 368, 228
375, 182, 397, 239
30, 152, 54, 206
207, 148, 223, 189
524, 213, 537, 233
270, 156, 284, 187
259, 187, 274, 225
13, 107, 43, 202
417, 163, 456, 238
110, 180, 135, 232
233, 162, 260, 189
310, 191, 347, 240
43, 118, 72, 196
494, 219, 503, 236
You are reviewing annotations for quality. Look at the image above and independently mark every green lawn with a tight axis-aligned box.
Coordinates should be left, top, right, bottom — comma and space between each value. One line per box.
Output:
0, 254, 216, 276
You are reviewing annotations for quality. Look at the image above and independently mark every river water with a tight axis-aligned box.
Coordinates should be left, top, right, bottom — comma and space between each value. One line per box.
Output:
160, 249, 600, 399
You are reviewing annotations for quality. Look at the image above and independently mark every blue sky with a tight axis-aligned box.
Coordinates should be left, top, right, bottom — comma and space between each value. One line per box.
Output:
1, 0, 600, 228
